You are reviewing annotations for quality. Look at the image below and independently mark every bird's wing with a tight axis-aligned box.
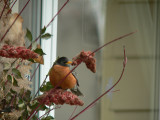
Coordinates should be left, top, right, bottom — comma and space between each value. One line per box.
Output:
71, 73, 83, 96
72, 73, 79, 86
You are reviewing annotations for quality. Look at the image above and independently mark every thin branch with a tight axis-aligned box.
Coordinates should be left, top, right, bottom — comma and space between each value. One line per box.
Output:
37, 107, 59, 120
33, 74, 48, 99
6, 0, 17, 15
0, 0, 8, 19
0, 0, 31, 42
91, 31, 136, 55
68, 106, 78, 120
30, 63, 40, 82
70, 47, 127, 120
26, 104, 41, 120
28, 0, 70, 48
46, 0, 70, 28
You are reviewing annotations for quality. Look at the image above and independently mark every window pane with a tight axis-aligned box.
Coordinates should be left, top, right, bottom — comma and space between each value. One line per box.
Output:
101, 0, 159, 120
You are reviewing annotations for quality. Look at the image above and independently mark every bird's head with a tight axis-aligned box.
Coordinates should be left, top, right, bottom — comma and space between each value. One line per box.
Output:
54, 57, 72, 67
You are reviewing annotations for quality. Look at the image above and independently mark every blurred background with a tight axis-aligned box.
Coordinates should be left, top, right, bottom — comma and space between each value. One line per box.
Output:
15, 0, 160, 119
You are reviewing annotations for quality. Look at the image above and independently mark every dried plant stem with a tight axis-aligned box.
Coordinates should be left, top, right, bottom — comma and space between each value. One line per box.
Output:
91, 31, 136, 55
68, 106, 78, 120
46, 0, 70, 28
10, 94, 16, 106
33, 74, 48, 99
70, 47, 127, 120
0, 0, 7, 19
26, 104, 41, 120
30, 63, 40, 82
0, 0, 31, 42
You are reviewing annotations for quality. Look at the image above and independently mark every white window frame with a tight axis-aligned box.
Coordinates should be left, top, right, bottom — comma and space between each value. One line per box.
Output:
39, 0, 58, 117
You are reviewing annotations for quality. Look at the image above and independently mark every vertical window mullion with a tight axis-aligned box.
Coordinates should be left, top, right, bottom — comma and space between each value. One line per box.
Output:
39, 0, 58, 117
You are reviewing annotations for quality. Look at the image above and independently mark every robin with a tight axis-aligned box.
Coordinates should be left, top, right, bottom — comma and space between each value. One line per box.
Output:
49, 57, 83, 96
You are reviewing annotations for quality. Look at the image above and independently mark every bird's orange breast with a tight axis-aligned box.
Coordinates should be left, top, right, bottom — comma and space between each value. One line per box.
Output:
49, 65, 77, 89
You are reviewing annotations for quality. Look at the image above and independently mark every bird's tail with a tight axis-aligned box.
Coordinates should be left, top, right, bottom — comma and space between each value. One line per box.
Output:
71, 87, 83, 96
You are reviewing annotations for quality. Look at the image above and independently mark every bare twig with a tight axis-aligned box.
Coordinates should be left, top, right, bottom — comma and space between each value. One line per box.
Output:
6, 0, 17, 15
33, 74, 48, 99
70, 47, 127, 120
37, 106, 60, 120
30, 63, 40, 82
68, 106, 78, 120
46, 0, 70, 28
28, 0, 70, 48
0, 0, 7, 19
26, 104, 41, 120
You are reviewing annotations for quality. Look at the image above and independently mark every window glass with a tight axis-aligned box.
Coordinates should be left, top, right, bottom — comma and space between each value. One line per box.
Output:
101, 0, 160, 120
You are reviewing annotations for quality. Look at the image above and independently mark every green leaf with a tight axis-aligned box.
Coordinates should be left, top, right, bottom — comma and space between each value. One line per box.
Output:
13, 77, 19, 87
31, 115, 38, 120
26, 28, 33, 41
1, 82, 5, 90
39, 85, 47, 92
34, 48, 46, 56
7, 75, 12, 83
40, 81, 53, 92
18, 99, 25, 109
12, 68, 23, 79
41, 33, 52, 40
10, 88, 17, 94
46, 82, 53, 90
23, 90, 31, 102
28, 58, 36, 63
22, 109, 29, 119
39, 105, 48, 111
42, 116, 54, 120
41, 26, 46, 35
30, 101, 39, 110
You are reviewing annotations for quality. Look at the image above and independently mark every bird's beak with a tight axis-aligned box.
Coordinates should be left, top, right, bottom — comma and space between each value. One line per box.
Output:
66, 61, 72, 64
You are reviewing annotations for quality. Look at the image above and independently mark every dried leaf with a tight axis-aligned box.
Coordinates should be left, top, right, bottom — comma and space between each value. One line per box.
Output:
4, 63, 11, 70
33, 44, 44, 64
